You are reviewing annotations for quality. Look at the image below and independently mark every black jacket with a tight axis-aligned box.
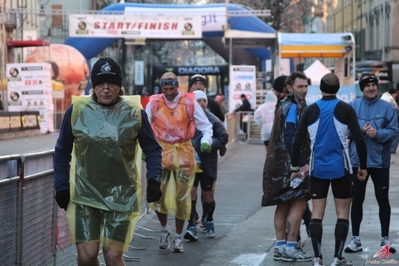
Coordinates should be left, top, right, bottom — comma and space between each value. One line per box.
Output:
234, 98, 252, 112
191, 111, 228, 179
208, 97, 225, 121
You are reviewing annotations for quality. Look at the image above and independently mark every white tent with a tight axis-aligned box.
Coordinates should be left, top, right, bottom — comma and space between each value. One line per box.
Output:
304, 59, 331, 86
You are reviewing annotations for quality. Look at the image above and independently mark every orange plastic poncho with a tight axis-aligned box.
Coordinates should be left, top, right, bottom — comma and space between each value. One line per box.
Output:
149, 93, 196, 220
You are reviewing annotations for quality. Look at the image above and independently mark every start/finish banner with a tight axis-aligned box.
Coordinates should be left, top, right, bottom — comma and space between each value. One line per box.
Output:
69, 14, 202, 39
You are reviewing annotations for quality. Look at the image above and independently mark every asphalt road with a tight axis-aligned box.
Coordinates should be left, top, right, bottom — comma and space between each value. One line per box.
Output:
1, 133, 398, 266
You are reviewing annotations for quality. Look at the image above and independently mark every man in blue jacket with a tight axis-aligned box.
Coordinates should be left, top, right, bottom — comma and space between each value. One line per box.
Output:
345, 72, 398, 254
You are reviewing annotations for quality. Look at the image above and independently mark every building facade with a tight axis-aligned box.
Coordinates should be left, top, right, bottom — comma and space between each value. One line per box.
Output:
326, 0, 399, 87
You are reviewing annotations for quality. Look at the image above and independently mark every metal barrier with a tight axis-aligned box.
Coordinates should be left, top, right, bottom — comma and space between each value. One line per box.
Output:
234, 111, 262, 144
0, 153, 56, 266
0, 151, 149, 266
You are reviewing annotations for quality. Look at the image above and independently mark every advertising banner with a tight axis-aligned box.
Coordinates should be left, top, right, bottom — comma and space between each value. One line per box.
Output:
6, 63, 54, 133
69, 14, 202, 39
125, 6, 226, 33
228, 65, 256, 112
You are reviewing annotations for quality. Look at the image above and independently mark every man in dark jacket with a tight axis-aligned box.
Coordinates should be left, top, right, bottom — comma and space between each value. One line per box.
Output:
184, 90, 228, 241
54, 57, 163, 265
262, 71, 312, 262
234, 93, 252, 112
189, 74, 225, 121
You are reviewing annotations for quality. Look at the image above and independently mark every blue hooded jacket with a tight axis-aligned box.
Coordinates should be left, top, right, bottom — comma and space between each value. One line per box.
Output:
349, 96, 398, 168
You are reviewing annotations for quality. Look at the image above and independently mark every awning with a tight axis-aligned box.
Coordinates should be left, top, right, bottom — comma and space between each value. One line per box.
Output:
223, 29, 276, 48
279, 32, 354, 58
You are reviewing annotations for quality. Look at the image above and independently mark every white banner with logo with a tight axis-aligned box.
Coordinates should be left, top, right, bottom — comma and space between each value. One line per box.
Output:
228, 65, 256, 113
6, 63, 54, 133
69, 14, 202, 39
124, 6, 225, 33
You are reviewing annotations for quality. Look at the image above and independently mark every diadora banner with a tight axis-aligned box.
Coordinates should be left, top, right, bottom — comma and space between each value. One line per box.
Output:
69, 14, 202, 39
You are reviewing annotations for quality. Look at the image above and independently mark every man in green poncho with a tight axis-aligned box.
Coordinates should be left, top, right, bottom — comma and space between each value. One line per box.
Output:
54, 58, 163, 266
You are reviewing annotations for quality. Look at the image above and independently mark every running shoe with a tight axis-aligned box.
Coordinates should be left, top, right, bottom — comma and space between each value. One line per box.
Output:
205, 220, 216, 238
159, 226, 171, 249
184, 226, 199, 241
344, 236, 363, 252
312, 257, 324, 266
172, 236, 184, 253
273, 248, 283, 261
381, 236, 397, 253
330, 257, 353, 266
282, 247, 312, 262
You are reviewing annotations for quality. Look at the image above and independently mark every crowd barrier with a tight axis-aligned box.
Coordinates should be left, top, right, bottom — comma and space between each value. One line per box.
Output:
0, 113, 258, 265
0, 151, 149, 266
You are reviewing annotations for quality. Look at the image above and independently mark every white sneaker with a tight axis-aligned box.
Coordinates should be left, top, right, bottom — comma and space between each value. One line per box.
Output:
159, 226, 171, 249
312, 257, 324, 266
344, 236, 363, 252
172, 236, 184, 253
282, 247, 312, 262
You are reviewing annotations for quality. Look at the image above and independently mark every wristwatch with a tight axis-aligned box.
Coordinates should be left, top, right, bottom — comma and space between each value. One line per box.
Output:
290, 165, 300, 172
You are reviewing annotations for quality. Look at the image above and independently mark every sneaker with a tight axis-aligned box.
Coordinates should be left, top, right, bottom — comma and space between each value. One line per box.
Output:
159, 226, 171, 249
205, 220, 216, 238
330, 257, 353, 266
172, 236, 184, 253
381, 236, 397, 253
184, 226, 199, 241
344, 236, 363, 252
282, 247, 312, 262
312, 257, 324, 266
273, 248, 283, 261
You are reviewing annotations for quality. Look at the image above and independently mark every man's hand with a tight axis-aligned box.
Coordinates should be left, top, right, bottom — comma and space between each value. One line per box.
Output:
363, 122, 377, 138
219, 146, 227, 156
55, 190, 70, 210
147, 178, 162, 203
289, 171, 302, 182
357, 168, 368, 181
300, 164, 309, 177
200, 142, 212, 153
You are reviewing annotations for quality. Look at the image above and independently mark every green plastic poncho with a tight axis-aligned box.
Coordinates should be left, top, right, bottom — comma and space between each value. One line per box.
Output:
65, 95, 142, 251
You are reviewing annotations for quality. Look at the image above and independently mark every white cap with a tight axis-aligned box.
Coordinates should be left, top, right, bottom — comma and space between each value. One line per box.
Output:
193, 90, 207, 102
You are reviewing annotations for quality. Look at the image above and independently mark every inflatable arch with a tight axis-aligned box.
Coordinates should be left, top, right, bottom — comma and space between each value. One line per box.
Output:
64, 3, 275, 64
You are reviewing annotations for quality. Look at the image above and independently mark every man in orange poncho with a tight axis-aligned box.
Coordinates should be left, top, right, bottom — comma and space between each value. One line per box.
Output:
145, 72, 213, 253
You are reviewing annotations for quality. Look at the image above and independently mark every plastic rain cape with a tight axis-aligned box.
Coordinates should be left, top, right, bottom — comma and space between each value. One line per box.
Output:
66, 95, 142, 251
254, 91, 278, 141
261, 94, 309, 207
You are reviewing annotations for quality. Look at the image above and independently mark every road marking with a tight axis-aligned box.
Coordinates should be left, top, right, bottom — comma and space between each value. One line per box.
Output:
230, 253, 267, 266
